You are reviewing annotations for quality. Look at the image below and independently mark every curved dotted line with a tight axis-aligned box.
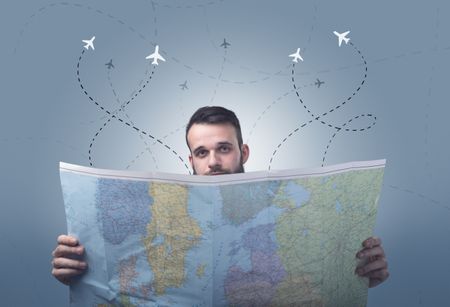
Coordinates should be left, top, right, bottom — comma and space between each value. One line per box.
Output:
0, 136, 88, 159
245, 1, 319, 144
13, 1, 287, 86
151, 0, 225, 9
424, 7, 440, 183
202, 7, 219, 52
150, 1, 158, 37
232, 1, 319, 77
77, 49, 191, 173
388, 184, 450, 211
126, 125, 186, 170
14, 2, 154, 55
14, 1, 450, 87
302, 0, 318, 55
321, 114, 376, 166
126, 80, 188, 169
268, 41, 374, 169
88, 118, 111, 166
88, 66, 156, 167
108, 68, 160, 170
108, 67, 158, 169
209, 49, 227, 103
293, 42, 367, 123
246, 81, 319, 144
126, 77, 188, 169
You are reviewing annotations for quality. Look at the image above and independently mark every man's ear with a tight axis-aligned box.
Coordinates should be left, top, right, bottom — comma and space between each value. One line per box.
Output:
241, 144, 250, 164
188, 154, 193, 168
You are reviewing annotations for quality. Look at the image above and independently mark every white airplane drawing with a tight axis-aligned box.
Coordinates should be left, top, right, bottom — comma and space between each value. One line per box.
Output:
82, 36, 95, 50
289, 48, 303, 63
220, 38, 231, 48
333, 31, 350, 47
145, 45, 166, 65
179, 80, 188, 90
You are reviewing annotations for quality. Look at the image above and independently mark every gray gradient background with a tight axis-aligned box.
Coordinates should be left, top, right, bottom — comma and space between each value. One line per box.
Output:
0, 0, 449, 306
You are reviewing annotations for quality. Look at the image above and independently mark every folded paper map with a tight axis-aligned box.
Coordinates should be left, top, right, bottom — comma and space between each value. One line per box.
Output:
59, 159, 385, 306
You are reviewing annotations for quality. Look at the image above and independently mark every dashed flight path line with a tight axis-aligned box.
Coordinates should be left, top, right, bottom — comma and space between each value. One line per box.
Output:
268, 41, 376, 169
76, 49, 191, 174
209, 48, 228, 104
110, 68, 159, 170
14, 1, 311, 86
388, 184, 450, 211
150, 0, 225, 9
88, 65, 157, 167
321, 114, 376, 166
246, 80, 323, 144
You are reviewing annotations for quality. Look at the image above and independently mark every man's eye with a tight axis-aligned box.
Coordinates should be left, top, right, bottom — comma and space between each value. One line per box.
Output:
196, 150, 207, 157
219, 146, 230, 153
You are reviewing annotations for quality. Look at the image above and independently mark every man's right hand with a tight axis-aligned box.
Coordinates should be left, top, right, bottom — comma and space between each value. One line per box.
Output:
51, 235, 87, 285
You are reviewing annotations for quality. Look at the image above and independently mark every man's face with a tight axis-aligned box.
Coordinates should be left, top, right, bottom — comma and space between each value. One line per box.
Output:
187, 123, 249, 175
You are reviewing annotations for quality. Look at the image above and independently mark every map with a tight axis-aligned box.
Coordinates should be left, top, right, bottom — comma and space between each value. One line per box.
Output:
59, 159, 386, 307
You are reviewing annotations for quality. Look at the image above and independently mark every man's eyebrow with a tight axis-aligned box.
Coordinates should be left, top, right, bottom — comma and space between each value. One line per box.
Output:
193, 142, 233, 154
217, 141, 233, 146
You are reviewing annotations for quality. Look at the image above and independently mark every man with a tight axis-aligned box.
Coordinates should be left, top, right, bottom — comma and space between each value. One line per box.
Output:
52, 106, 389, 288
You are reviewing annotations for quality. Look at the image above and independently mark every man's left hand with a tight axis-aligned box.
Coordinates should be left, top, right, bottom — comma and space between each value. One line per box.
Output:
355, 236, 389, 288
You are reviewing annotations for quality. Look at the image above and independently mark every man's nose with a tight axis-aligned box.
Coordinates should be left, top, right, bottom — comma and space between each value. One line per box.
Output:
208, 151, 221, 168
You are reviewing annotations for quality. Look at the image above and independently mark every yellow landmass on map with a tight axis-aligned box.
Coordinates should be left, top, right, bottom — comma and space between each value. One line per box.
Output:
143, 182, 202, 295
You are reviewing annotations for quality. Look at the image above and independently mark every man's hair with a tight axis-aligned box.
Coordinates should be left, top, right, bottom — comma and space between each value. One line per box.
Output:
186, 106, 243, 150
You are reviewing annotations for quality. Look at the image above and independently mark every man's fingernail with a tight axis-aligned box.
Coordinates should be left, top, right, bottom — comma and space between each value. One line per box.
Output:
357, 252, 364, 258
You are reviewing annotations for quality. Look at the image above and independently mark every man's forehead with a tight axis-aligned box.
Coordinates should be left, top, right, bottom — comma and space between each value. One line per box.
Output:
187, 123, 238, 146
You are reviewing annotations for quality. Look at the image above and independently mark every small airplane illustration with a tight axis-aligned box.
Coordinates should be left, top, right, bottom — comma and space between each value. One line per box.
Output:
289, 48, 304, 63
179, 80, 188, 90
105, 59, 114, 69
220, 38, 231, 48
315, 78, 324, 88
145, 45, 166, 65
333, 30, 350, 47
82, 36, 95, 50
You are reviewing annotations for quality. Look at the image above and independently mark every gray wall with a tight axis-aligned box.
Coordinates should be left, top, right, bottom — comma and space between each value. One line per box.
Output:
0, 0, 448, 306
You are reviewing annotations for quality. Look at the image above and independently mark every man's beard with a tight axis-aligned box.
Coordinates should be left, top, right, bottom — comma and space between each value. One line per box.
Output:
192, 157, 245, 175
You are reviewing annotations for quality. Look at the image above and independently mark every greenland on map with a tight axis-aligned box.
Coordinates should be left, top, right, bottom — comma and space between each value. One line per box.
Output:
59, 159, 386, 307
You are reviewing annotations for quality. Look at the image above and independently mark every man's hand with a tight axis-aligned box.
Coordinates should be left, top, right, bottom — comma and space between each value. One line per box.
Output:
51, 235, 87, 285
355, 236, 389, 288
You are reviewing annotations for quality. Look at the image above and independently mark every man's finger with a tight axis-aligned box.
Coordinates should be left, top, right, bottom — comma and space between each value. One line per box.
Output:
364, 268, 390, 280
366, 269, 390, 288
52, 244, 85, 258
57, 235, 79, 246
356, 246, 385, 259
52, 268, 85, 284
362, 236, 382, 248
356, 258, 388, 276
52, 257, 87, 270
